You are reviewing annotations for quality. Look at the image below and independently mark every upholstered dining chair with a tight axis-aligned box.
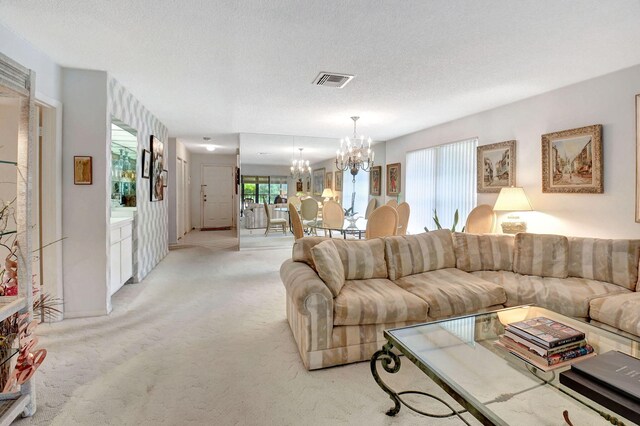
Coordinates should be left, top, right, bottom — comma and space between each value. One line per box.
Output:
386, 199, 398, 209
465, 204, 496, 233
300, 198, 319, 235
322, 200, 344, 238
396, 202, 411, 236
263, 201, 288, 236
288, 195, 301, 210
289, 203, 304, 240
365, 205, 399, 239
364, 198, 377, 219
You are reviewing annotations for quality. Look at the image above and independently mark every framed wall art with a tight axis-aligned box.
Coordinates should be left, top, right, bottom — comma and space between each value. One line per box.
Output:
477, 140, 516, 193
296, 180, 303, 193
305, 176, 311, 193
325, 171, 333, 191
150, 135, 165, 201
141, 149, 151, 179
313, 168, 325, 195
541, 124, 602, 193
74, 156, 92, 185
386, 163, 401, 196
334, 171, 342, 192
370, 165, 381, 196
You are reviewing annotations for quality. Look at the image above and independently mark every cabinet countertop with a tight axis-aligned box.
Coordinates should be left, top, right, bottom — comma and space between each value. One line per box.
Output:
110, 217, 134, 228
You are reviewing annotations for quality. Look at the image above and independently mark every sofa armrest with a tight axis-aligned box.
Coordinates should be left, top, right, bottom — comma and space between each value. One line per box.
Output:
280, 259, 333, 351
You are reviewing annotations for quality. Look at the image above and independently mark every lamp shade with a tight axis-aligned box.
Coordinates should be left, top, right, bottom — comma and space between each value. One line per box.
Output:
321, 188, 334, 199
493, 187, 533, 212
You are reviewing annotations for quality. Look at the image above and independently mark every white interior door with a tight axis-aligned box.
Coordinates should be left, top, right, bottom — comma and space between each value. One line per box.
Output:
201, 165, 233, 228
183, 160, 190, 234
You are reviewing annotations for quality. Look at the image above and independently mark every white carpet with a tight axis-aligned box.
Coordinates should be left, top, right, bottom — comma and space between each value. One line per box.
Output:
17, 230, 475, 425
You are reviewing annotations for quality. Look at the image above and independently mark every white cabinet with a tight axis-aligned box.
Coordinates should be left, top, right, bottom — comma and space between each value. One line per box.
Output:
110, 219, 133, 296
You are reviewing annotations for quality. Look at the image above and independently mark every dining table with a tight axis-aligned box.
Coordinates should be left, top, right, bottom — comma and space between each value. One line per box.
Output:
306, 217, 368, 239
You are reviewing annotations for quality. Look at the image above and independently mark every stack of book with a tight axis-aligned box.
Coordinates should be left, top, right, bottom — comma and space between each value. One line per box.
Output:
497, 317, 596, 371
560, 351, 640, 423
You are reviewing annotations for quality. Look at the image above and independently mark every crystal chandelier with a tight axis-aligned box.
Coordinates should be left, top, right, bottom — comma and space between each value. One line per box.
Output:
290, 148, 311, 180
335, 116, 374, 176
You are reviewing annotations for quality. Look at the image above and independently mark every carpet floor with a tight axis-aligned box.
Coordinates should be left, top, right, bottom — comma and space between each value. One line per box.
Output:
17, 230, 475, 425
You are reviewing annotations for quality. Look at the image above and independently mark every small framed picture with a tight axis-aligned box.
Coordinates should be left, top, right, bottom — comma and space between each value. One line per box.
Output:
142, 149, 151, 179
162, 169, 168, 187
74, 156, 92, 185
296, 180, 303, 192
386, 163, 401, 196
325, 171, 333, 190
334, 171, 343, 192
370, 165, 382, 196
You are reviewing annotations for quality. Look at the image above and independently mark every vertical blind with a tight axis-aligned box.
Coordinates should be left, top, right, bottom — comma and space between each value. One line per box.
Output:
341, 169, 369, 215
406, 138, 478, 234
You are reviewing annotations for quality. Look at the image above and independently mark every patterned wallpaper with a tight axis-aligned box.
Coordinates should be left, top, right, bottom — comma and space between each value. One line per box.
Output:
107, 77, 169, 281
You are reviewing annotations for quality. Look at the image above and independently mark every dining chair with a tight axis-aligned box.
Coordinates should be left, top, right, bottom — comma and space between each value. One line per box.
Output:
289, 202, 304, 240
322, 200, 344, 238
263, 201, 288, 236
366, 205, 399, 239
300, 198, 319, 235
364, 198, 377, 219
288, 195, 301, 210
396, 202, 410, 236
386, 199, 398, 209
465, 204, 496, 233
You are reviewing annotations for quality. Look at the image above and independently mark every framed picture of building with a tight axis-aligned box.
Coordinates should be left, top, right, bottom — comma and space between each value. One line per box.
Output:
74, 156, 92, 185
370, 166, 381, 196
313, 168, 325, 195
386, 163, 401, 196
477, 140, 516, 193
541, 124, 602, 193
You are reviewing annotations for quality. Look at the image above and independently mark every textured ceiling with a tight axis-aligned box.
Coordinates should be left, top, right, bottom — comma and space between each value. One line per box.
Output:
240, 133, 349, 166
2, 1, 640, 154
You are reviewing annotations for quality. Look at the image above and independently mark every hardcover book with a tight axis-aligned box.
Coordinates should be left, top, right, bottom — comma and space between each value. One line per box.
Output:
506, 317, 585, 348
571, 351, 640, 402
503, 330, 586, 357
498, 337, 594, 367
560, 369, 640, 424
495, 340, 596, 372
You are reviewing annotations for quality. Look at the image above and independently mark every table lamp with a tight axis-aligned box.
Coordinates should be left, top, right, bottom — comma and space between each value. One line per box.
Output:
321, 188, 334, 203
493, 186, 533, 234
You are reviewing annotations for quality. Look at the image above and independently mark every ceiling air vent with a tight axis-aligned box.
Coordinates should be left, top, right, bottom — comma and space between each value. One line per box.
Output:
312, 72, 354, 88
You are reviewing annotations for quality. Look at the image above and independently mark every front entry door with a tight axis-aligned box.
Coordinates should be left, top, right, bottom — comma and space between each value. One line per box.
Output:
201, 165, 233, 229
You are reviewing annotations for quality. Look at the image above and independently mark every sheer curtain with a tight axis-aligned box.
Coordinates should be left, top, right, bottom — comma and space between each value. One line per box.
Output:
406, 138, 477, 234
341, 169, 369, 215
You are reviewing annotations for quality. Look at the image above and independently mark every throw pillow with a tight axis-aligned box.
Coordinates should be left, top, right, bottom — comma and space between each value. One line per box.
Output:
385, 229, 456, 280
513, 233, 569, 278
311, 240, 345, 297
332, 238, 388, 280
453, 232, 514, 272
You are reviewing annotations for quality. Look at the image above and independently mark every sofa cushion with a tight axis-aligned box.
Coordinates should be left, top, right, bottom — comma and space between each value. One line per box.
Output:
292, 236, 329, 269
471, 270, 631, 318
333, 279, 429, 326
392, 268, 506, 318
513, 233, 569, 278
453, 232, 514, 272
332, 238, 388, 280
311, 240, 345, 297
385, 230, 456, 280
589, 293, 640, 337
568, 237, 640, 291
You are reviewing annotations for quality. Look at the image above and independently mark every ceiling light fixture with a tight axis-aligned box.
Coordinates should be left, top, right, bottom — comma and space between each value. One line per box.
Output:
205, 145, 216, 152
290, 147, 311, 180
335, 116, 374, 177
203, 137, 215, 152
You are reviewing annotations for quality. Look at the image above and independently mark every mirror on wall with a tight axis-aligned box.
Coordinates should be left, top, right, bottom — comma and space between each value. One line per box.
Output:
238, 133, 339, 250
111, 120, 138, 209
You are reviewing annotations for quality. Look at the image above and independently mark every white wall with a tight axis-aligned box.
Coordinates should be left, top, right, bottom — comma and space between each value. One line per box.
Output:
168, 138, 191, 244
0, 23, 61, 103
385, 64, 640, 239
61, 69, 109, 317
190, 153, 237, 229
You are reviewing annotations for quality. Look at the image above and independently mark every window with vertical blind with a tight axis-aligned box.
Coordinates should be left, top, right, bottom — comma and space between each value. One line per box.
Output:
341, 170, 369, 215
405, 138, 477, 234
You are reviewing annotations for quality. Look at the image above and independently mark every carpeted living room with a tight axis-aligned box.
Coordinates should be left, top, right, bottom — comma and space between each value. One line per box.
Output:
1, 1, 640, 425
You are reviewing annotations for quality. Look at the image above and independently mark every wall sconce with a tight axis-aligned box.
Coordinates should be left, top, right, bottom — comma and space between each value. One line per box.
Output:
493, 186, 533, 234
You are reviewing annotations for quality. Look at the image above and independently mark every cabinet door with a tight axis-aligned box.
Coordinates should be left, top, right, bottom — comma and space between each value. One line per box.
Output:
120, 236, 133, 284
110, 242, 121, 296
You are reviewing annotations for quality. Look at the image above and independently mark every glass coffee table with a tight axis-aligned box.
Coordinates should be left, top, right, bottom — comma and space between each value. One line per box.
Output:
371, 305, 640, 425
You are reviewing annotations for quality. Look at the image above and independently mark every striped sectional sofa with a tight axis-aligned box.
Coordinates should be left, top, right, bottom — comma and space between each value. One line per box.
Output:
280, 229, 640, 370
